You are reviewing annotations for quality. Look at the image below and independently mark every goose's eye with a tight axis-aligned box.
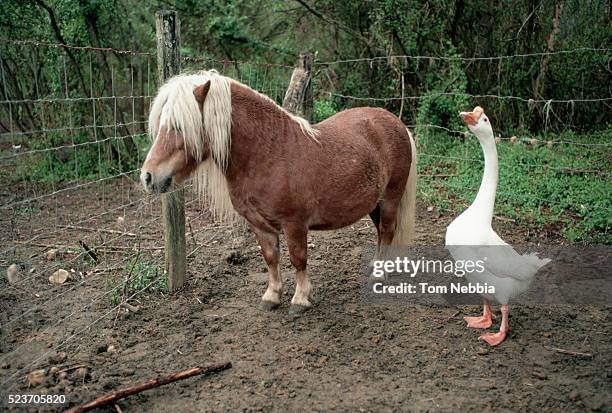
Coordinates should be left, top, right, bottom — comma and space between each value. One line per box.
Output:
483, 118, 488, 122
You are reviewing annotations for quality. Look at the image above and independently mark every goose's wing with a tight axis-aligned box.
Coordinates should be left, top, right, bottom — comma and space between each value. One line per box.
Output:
447, 232, 551, 281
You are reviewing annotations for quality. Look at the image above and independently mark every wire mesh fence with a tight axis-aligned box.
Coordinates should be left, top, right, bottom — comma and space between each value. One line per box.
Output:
0, 37, 295, 393
0, 33, 610, 394
314, 47, 611, 241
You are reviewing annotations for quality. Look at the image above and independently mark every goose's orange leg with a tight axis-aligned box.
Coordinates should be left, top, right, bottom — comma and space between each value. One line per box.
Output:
464, 301, 493, 329
479, 304, 509, 346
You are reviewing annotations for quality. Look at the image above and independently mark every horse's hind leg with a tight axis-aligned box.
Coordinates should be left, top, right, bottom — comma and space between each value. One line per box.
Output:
284, 225, 312, 315
369, 204, 381, 246
378, 198, 401, 246
252, 227, 282, 311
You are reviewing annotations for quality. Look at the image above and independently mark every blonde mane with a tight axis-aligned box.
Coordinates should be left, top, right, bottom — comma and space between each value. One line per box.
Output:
148, 70, 319, 222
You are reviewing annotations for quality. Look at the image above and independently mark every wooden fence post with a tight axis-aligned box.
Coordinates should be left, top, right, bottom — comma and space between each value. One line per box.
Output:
155, 10, 186, 292
283, 52, 313, 122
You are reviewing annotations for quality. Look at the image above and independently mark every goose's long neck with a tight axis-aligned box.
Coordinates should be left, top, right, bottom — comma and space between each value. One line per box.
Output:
469, 134, 498, 224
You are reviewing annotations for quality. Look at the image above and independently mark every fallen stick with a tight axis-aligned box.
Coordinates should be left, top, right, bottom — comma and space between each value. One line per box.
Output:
15, 241, 163, 254
493, 215, 516, 223
65, 361, 232, 413
444, 310, 461, 322
544, 345, 593, 358
58, 225, 137, 237
79, 240, 99, 263
58, 364, 90, 374
120, 301, 140, 313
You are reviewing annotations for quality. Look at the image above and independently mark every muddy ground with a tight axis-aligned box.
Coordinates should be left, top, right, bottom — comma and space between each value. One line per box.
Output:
0, 179, 610, 412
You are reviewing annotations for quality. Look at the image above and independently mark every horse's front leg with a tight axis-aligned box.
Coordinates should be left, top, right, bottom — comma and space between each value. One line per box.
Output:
252, 227, 282, 311
285, 225, 311, 315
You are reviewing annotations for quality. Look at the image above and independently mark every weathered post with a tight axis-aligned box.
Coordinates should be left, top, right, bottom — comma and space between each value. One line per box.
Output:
283, 52, 313, 122
155, 10, 186, 291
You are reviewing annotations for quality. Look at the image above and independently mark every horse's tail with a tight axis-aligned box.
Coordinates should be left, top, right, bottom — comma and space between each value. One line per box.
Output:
392, 129, 417, 245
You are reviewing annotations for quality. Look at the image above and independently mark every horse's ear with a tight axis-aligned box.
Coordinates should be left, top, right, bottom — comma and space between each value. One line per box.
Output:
193, 81, 211, 108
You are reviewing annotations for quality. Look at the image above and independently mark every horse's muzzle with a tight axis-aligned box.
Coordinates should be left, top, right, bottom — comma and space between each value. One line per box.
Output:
141, 171, 172, 194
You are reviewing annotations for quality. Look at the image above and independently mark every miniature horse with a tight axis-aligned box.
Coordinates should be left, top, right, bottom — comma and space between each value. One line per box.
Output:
141, 71, 417, 314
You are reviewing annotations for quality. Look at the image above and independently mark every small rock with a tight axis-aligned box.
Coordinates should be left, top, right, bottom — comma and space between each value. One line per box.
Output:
107, 344, 117, 353
49, 269, 69, 284
75, 367, 89, 379
427, 206, 434, 212
58, 371, 68, 379
477, 347, 489, 355
6, 264, 19, 284
49, 351, 67, 364
25, 369, 46, 387
372, 335, 381, 344
45, 249, 58, 261
117, 216, 125, 225
49, 366, 60, 375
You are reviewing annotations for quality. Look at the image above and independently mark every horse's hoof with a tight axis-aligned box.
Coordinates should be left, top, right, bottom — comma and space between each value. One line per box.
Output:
258, 300, 279, 311
288, 304, 311, 316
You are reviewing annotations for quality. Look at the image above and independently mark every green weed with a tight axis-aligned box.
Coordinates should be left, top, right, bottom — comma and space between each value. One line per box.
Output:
111, 254, 167, 306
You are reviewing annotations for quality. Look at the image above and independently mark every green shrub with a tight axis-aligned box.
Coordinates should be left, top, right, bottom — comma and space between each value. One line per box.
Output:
313, 98, 338, 123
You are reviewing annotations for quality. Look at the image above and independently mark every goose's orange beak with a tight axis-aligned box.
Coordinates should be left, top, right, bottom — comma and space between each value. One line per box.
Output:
459, 106, 484, 126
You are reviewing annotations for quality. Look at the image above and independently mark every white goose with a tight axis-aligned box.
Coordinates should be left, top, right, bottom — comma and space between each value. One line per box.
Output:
445, 106, 551, 346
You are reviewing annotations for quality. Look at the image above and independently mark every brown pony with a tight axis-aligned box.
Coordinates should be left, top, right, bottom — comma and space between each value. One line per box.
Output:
141, 71, 417, 313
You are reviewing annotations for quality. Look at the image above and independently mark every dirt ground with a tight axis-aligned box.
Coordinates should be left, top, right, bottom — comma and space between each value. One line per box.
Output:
0, 179, 610, 412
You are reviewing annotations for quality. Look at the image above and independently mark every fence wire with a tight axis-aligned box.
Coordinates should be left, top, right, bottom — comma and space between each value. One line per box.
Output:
0, 38, 610, 392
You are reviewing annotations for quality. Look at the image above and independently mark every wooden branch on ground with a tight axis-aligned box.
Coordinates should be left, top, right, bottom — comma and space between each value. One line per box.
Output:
444, 310, 461, 322
544, 345, 593, 358
493, 215, 516, 223
65, 362, 232, 413
13, 241, 163, 254
58, 364, 90, 374
58, 225, 137, 237
120, 302, 140, 313
79, 240, 99, 263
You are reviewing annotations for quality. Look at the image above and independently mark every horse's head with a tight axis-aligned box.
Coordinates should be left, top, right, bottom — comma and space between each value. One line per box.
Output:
140, 76, 213, 194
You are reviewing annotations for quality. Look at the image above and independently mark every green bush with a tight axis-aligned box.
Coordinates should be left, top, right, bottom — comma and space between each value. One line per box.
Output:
313, 98, 338, 123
